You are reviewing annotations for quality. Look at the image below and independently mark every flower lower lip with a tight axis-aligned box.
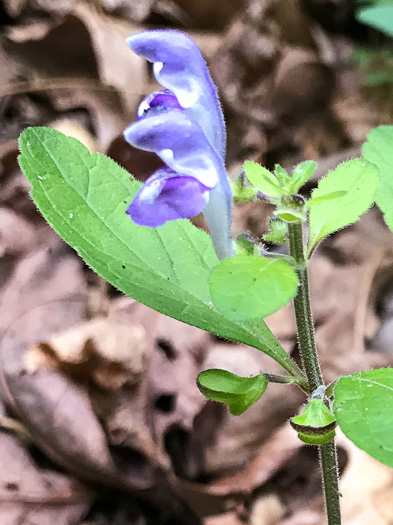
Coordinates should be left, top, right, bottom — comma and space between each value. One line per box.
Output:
126, 169, 210, 228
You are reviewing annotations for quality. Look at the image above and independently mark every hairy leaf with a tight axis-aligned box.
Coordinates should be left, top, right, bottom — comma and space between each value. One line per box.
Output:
307, 159, 379, 256
244, 161, 285, 198
18, 127, 299, 376
334, 368, 393, 467
288, 161, 317, 193
362, 125, 393, 232
209, 255, 298, 321
197, 369, 268, 415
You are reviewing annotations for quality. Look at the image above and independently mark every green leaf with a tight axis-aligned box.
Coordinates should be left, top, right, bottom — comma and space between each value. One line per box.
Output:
197, 369, 268, 415
275, 165, 290, 187
307, 159, 379, 257
18, 127, 300, 377
235, 234, 260, 256
231, 178, 257, 203
307, 190, 347, 206
263, 231, 287, 244
333, 368, 393, 467
362, 125, 393, 232
209, 255, 298, 321
288, 161, 317, 193
357, 6, 393, 38
244, 161, 285, 198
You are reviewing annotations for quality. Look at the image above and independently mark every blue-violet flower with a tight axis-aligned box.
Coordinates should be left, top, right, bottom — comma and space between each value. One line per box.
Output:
123, 30, 234, 260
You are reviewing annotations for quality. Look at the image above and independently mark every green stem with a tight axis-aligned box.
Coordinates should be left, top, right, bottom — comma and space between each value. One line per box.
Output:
288, 222, 323, 392
264, 373, 308, 391
288, 222, 341, 525
320, 442, 342, 525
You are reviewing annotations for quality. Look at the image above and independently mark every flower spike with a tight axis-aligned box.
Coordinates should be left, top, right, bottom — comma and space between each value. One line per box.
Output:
124, 30, 234, 260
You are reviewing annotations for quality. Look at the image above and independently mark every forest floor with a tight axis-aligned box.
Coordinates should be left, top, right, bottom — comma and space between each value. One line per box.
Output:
1, 1, 393, 524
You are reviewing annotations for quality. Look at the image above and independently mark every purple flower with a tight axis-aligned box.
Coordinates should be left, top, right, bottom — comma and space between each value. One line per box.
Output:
123, 30, 234, 260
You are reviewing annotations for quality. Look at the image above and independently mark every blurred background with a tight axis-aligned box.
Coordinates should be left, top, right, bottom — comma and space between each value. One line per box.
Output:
1, 1, 393, 524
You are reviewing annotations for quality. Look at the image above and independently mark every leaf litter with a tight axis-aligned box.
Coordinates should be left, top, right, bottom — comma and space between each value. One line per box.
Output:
1, 1, 393, 524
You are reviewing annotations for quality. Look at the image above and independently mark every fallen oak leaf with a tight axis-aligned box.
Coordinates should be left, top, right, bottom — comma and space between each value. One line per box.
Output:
26, 316, 149, 390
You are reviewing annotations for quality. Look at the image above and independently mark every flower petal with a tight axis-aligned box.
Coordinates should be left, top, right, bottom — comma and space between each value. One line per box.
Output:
127, 168, 209, 227
126, 30, 225, 157
137, 89, 183, 119
124, 110, 220, 188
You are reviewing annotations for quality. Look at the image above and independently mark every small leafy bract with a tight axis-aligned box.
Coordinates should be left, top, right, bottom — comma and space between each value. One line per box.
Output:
291, 399, 337, 445
209, 255, 298, 321
333, 368, 393, 467
197, 369, 268, 415
244, 161, 285, 198
18, 127, 300, 377
307, 159, 379, 257
288, 161, 317, 194
362, 125, 393, 232
275, 165, 290, 187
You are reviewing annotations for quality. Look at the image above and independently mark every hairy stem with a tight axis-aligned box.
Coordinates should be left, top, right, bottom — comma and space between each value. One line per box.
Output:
264, 373, 308, 390
288, 222, 341, 525
320, 442, 342, 525
288, 222, 323, 391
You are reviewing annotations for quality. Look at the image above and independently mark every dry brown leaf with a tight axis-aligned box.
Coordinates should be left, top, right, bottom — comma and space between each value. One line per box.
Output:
2, 0, 28, 18
170, 0, 244, 30
4, 325, 176, 503
2, 5, 142, 149
26, 316, 149, 390
0, 207, 37, 257
1, 270, 201, 522
147, 315, 213, 480
210, 0, 342, 162
51, 118, 97, 151
204, 513, 246, 525
336, 430, 393, 525
175, 426, 310, 519
210, 425, 301, 495
0, 242, 86, 368
4, 14, 98, 76
22, 298, 169, 480
0, 431, 94, 525
74, 4, 146, 110
308, 253, 393, 382
0, 145, 34, 218
50, 86, 127, 151
249, 493, 285, 525
100, 0, 155, 23
280, 509, 321, 525
4, 0, 78, 19
107, 133, 165, 182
